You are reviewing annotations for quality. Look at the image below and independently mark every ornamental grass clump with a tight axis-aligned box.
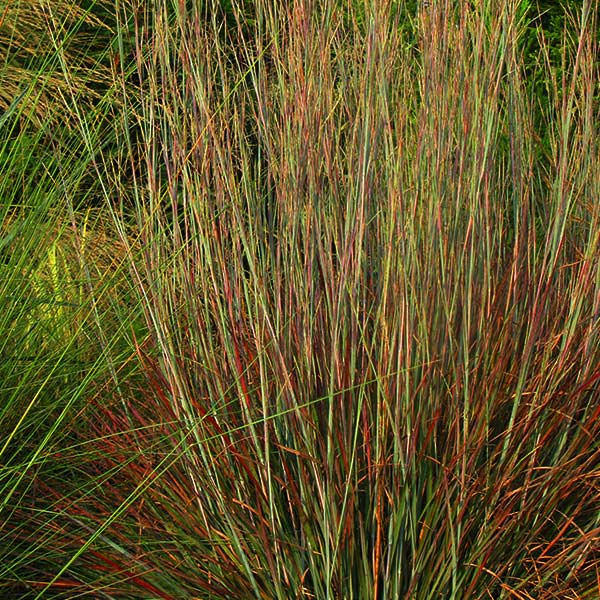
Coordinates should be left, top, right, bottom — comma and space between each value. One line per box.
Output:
2, 0, 599, 598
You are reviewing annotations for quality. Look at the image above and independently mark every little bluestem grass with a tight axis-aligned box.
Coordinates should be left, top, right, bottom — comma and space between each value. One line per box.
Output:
2, 1, 599, 598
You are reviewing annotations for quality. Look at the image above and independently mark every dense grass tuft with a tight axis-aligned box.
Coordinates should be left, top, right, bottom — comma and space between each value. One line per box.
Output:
2, 1, 599, 598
